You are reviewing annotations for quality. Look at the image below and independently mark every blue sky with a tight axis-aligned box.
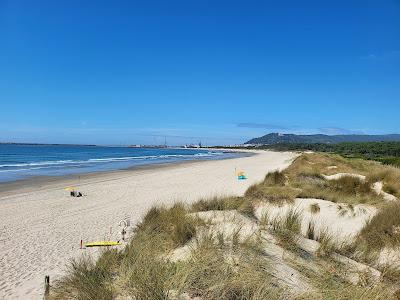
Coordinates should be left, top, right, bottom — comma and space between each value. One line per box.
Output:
1, 1, 399, 145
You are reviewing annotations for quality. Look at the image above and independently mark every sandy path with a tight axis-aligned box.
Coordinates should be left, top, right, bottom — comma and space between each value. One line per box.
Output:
0, 150, 296, 299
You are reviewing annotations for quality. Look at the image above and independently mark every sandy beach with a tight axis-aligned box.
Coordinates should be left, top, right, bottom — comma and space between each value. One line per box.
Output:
0, 150, 296, 299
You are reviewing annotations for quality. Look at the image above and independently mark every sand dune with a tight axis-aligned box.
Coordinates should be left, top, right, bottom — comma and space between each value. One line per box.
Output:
255, 198, 376, 245
0, 150, 296, 299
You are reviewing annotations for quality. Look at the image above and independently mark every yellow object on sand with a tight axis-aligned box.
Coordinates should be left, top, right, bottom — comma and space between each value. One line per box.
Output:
65, 186, 76, 191
85, 241, 122, 247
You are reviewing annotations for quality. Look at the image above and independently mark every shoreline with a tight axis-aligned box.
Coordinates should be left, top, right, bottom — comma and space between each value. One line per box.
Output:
0, 150, 296, 299
0, 149, 252, 198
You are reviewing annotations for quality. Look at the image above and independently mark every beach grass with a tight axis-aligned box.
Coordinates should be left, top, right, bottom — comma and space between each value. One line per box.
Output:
191, 196, 255, 219
50, 250, 121, 299
309, 203, 320, 214
356, 201, 400, 253
50, 152, 400, 299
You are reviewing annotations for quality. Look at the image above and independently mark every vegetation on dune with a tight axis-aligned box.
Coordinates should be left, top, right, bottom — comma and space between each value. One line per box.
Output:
119, 233, 176, 299
244, 170, 300, 204
51, 153, 400, 300
296, 261, 396, 300
282, 153, 399, 205
51, 250, 121, 300
256, 141, 400, 168
367, 169, 400, 198
309, 203, 320, 214
298, 176, 381, 205
356, 202, 400, 253
171, 235, 283, 300
136, 203, 197, 248
245, 152, 397, 206
191, 196, 255, 219
263, 170, 286, 186
245, 184, 300, 204
269, 209, 302, 252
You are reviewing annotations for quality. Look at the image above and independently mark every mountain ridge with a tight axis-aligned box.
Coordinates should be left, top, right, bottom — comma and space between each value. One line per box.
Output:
245, 133, 400, 144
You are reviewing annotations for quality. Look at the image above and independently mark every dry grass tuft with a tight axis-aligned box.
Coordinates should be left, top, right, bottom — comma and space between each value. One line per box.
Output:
171, 235, 283, 300
245, 185, 300, 205
298, 177, 381, 205
356, 202, 400, 253
263, 171, 286, 186
119, 233, 175, 299
367, 169, 400, 198
137, 202, 196, 248
315, 229, 336, 257
310, 203, 320, 214
296, 260, 396, 300
51, 250, 121, 300
191, 196, 255, 219
306, 221, 316, 240
270, 209, 302, 251
284, 152, 398, 205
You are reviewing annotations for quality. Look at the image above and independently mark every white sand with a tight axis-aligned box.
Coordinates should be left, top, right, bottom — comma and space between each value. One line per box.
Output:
0, 150, 296, 299
322, 173, 366, 181
372, 181, 398, 201
255, 198, 376, 244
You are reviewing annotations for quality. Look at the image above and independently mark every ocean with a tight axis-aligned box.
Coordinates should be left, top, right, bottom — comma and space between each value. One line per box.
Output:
0, 144, 241, 183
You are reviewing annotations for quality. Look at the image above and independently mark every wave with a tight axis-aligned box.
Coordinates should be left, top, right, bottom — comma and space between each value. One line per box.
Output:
0, 152, 223, 171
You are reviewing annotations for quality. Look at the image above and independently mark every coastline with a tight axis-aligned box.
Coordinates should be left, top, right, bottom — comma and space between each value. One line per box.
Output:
0, 146, 244, 185
0, 148, 251, 198
0, 150, 296, 299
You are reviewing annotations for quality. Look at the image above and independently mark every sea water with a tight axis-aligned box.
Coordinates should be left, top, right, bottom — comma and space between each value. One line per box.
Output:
0, 144, 241, 183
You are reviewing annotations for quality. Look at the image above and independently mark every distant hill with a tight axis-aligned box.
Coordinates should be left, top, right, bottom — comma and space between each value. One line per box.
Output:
245, 133, 400, 144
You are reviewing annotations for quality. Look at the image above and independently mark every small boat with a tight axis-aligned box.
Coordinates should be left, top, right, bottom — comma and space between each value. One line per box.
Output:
84, 241, 122, 247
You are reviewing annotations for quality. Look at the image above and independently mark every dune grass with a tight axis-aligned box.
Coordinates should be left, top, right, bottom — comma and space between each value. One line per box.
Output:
310, 203, 320, 214
366, 169, 400, 198
52, 203, 198, 300
269, 209, 302, 252
297, 175, 383, 205
356, 202, 400, 254
263, 170, 286, 186
118, 233, 176, 299
171, 234, 283, 300
280, 153, 394, 205
240, 153, 389, 207
50, 250, 121, 300
245, 184, 301, 205
295, 261, 396, 300
136, 203, 197, 248
244, 152, 397, 206
191, 196, 255, 219
51, 152, 400, 299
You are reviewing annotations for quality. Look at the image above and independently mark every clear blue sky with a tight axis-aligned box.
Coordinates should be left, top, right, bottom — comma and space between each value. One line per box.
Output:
1, 1, 399, 145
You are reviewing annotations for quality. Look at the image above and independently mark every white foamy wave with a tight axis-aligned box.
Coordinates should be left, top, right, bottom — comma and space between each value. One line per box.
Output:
0, 152, 222, 171
0, 166, 55, 173
0, 160, 75, 168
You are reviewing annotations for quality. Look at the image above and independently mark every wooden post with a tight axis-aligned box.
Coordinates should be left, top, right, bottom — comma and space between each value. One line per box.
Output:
80, 239, 83, 249
44, 275, 50, 299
